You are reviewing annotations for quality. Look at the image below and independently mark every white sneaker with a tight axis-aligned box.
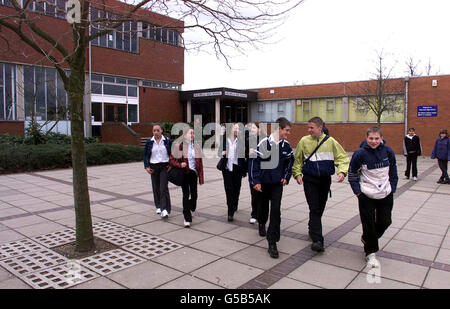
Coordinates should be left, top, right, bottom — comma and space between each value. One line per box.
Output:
249, 218, 257, 224
156, 208, 161, 214
413, 177, 417, 181
161, 210, 169, 218
184, 220, 191, 228
365, 253, 380, 268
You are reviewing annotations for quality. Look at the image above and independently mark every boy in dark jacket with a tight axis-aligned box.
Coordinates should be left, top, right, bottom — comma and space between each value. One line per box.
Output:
403, 128, 422, 181
249, 117, 294, 258
431, 129, 450, 184
348, 127, 398, 269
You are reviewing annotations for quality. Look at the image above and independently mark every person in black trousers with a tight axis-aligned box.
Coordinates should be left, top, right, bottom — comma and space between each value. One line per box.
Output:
219, 123, 247, 222
403, 128, 422, 181
143, 123, 172, 218
170, 127, 204, 227
249, 117, 294, 258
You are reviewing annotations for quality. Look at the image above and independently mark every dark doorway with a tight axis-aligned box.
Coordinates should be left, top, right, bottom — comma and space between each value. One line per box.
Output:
104, 104, 127, 122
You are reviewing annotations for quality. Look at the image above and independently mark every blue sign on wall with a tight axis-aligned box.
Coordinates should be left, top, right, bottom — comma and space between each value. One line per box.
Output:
417, 105, 438, 117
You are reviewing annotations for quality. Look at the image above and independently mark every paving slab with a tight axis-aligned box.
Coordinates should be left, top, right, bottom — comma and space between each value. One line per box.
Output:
287, 260, 359, 289
157, 274, 223, 289
106, 260, 183, 289
347, 273, 420, 289
423, 268, 450, 289
190, 236, 250, 257
268, 277, 321, 289
191, 258, 264, 289
152, 247, 220, 273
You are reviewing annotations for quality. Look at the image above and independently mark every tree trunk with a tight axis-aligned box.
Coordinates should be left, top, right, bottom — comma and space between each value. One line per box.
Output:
67, 51, 94, 252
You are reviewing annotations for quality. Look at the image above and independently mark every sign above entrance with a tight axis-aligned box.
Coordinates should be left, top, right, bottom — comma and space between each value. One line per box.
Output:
417, 105, 438, 117
193, 91, 222, 97
224, 91, 248, 98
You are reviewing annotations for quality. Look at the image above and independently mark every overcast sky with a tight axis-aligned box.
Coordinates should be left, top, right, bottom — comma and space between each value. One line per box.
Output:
182, 0, 450, 91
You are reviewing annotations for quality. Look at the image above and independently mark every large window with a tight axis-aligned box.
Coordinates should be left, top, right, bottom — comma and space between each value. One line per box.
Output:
1, 0, 67, 19
142, 23, 182, 47
296, 98, 343, 123
348, 96, 404, 122
90, 8, 138, 53
23, 65, 68, 121
0, 63, 17, 120
90, 74, 138, 97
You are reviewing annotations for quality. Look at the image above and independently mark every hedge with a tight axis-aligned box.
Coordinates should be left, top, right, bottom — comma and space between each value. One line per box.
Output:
0, 143, 143, 174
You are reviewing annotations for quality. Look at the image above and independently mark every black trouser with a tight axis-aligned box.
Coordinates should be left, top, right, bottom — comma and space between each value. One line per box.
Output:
405, 153, 418, 178
222, 166, 243, 216
303, 175, 332, 244
358, 192, 393, 255
259, 183, 283, 244
150, 162, 171, 213
249, 184, 262, 220
182, 170, 198, 222
438, 159, 449, 181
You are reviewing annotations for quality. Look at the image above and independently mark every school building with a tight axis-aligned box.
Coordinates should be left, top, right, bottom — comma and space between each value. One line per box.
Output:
1, 2, 449, 155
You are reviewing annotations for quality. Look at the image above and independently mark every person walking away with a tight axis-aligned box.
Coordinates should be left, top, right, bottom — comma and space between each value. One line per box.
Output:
403, 128, 422, 181
219, 123, 247, 222
143, 123, 172, 218
249, 117, 294, 258
170, 127, 204, 227
292, 116, 349, 253
431, 129, 450, 184
348, 127, 398, 268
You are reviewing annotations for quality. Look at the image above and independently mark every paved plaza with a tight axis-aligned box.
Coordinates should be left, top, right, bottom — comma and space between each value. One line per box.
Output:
0, 152, 449, 289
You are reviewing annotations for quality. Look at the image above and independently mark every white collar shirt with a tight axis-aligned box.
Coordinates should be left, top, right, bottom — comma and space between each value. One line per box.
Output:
150, 136, 169, 164
226, 137, 238, 171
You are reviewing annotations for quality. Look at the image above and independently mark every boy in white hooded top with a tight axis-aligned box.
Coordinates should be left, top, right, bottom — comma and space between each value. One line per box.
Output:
348, 127, 398, 268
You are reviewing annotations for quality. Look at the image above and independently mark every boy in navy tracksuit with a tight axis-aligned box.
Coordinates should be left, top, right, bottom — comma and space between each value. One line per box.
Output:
249, 117, 294, 258
348, 127, 398, 268
403, 128, 422, 180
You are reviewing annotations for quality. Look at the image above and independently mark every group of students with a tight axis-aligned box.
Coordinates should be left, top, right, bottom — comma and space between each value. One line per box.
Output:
143, 119, 449, 269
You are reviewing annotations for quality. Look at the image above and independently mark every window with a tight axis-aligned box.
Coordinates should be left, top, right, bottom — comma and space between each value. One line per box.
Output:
326, 99, 335, 112
302, 100, 311, 112
91, 102, 102, 122
23, 65, 68, 121
128, 105, 137, 122
104, 84, 126, 96
90, 8, 138, 53
277, 102, 284, 112
258, 103, 264, 113
142, 23, 182, 47
355, 98, 366, 111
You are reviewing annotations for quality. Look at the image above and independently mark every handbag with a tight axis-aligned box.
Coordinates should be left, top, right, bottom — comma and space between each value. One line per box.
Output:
168, 166, 185, 186
216, 157, 227, 171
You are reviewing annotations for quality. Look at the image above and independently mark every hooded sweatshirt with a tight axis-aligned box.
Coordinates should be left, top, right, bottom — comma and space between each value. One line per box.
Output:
348, 142, 398, 200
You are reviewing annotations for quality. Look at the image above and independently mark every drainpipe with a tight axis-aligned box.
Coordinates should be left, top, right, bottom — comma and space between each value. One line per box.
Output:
404, 76, 409, 135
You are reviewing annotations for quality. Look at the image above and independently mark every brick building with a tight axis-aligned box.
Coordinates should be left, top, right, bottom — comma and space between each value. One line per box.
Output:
0, 0, 184, 138
248, 75, 449, 155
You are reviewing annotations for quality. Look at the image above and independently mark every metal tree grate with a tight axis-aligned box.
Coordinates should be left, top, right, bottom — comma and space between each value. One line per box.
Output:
79, 249, 146, 276
0, 249, 67, 277
0, 239, 46, 260
32, 229, 76, 248
93, 221, 152, 246
122, 236, 182, 259
22, 261, 100, 289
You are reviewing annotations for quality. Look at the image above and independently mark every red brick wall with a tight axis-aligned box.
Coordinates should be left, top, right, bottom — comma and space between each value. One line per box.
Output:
131, 123, 153, 137
139, 88, 183, 123
101, 122, 140, 145
0, 121, 25, 136
406, 75, 450, 155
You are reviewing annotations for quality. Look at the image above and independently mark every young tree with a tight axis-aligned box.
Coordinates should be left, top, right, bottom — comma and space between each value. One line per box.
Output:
353, 51, 404, 128
0, 0, 303, 252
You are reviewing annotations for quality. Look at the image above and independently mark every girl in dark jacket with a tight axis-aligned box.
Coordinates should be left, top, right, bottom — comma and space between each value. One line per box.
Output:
169, 127, 204, 227
431, 129, 450, 184
143, 124, 172, 218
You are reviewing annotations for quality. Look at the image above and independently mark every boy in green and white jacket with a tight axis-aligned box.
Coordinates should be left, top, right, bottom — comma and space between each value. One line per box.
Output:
292, 117, 349, 252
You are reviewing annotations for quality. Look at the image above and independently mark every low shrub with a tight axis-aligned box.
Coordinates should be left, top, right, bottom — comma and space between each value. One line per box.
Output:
0, 143, 142, 174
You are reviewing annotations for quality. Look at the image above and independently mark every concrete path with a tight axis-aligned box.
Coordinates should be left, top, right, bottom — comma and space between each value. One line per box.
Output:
0, 153, 449, 289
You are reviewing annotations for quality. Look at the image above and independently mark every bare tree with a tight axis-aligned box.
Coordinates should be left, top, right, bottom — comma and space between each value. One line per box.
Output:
353, 51, 404, 128
0, 0, 303, 252
405, 56, 421, 77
